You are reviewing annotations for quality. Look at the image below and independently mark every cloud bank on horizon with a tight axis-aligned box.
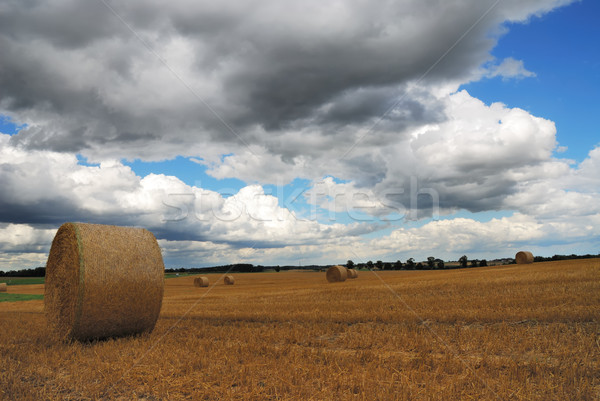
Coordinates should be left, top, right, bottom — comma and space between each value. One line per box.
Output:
1, 0, 598, 270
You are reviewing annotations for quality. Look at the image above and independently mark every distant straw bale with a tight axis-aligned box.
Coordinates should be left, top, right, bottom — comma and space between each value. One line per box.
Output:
326, 265, 348, 283
224, 275, 235, 285
515, 251, 534, 264
44, 222, 164, 341
194, 276, 209, 287
0, 282, 7, 292
347, 268, 358, 279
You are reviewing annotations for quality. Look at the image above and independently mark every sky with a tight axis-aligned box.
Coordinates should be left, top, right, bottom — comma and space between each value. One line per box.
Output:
0, 0, 599, 271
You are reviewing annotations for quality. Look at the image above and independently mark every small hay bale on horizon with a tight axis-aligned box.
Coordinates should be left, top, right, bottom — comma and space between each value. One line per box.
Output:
45, 222, 164, 341
224, 275, 235, 285
515, 251, 534, 264
326, 265, 348, 283
194, 276, 209, 287
347, 268, 358, 279
0, 282, 7, 292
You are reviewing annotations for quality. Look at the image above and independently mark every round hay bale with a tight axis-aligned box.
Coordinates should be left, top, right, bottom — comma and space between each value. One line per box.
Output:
224, 275, 235, 285
44, 222, 164, 341
326, 265, 348, 283
0, 282, 7, 292
515, 251, 534, 264
194, 276, 209, 287
347, 268, 358, 279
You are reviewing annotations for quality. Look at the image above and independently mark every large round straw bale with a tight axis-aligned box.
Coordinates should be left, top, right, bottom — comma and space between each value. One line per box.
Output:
326, 265, 348, 283
224, 275, 235, 285
194, 276, 209, 287
44, 222, 164, 341
0, 282, 7, 292
347, 268, 358, 279
515, 251, 534, 264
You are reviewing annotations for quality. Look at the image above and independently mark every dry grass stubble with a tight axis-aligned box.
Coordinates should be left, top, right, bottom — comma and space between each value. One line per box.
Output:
1, 260, 599, 400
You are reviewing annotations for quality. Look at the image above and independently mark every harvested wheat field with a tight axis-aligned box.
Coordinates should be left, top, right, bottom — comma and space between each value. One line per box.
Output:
1, 260, 599, 400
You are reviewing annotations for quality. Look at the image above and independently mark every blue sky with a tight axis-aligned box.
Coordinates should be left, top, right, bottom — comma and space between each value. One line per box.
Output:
462, 0, 600, 162
0, 0, 598, 270
0, 115, 24, 136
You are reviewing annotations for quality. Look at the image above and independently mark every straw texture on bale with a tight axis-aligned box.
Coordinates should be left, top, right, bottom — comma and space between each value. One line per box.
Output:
515, 251, 534, 264
224, 275, 235, 285
194, 276, 209, 287
0, 282, 7, 292
347, 268, 358, 279
326, 265, 348, 283
44, 222, 164, 341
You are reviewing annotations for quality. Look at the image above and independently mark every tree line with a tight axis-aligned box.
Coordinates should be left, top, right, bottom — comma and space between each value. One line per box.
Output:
347, 252, 600, 271
2, 252, 599, 276
345, 256, 488, 271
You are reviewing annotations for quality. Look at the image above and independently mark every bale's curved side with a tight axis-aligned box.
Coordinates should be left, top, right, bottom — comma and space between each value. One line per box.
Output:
515, 251, 534, 264
347, 269, 358, 279
194, 277, 209, 287
0, 282, 7, 292
326, 265, 348, 283
45, 222, 164, 341
224, 275, 235, 285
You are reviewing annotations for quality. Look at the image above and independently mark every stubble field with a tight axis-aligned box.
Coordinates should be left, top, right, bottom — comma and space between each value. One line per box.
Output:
1, 259, 599, 400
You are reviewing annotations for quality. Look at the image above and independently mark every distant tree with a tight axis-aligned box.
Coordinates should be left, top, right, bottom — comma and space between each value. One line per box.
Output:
406, 258, 415, 269
427, 256, 436, 268
274, 266, 281, 272
394, 260, 403, 270
479, 259, 488, 267
384, 262, 392, 270
366, 261, 374, 270
416, 262, 424, 270
437, 260, 445, 269
470, 259, 479, 268
346, 260, 355, 269
375, 260, 384, 270
0, 267, 46, 277
459, 255, 468, 268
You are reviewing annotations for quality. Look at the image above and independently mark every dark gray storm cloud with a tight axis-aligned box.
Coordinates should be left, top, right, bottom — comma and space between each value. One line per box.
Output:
0, 0, 572, 162
0, 0, 579, 251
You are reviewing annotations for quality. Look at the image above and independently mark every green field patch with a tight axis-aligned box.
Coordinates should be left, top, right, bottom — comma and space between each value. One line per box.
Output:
0, 293, 44, 302
0, 277, 45, 285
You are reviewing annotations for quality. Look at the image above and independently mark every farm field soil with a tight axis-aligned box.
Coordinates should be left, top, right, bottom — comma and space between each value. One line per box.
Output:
1, 260, 599, 400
